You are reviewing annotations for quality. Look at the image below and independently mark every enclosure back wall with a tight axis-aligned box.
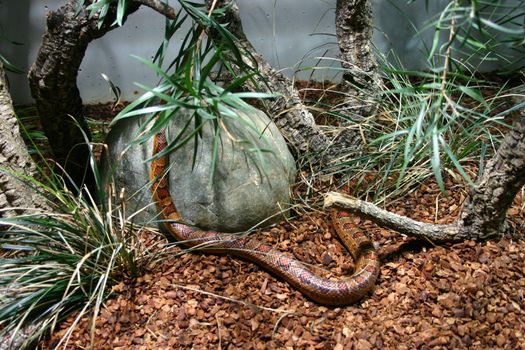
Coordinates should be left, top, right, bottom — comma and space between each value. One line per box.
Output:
1, 0, 519, 104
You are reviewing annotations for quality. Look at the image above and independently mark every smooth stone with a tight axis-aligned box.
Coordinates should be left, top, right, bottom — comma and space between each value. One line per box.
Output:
101, 107, 296, 232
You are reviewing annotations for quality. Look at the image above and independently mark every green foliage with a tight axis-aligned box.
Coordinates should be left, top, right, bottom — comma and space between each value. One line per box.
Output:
425, 0, 525, 71
371, 57, 511, 196
83, 1, 277, 181
313, 0, 524, 201
393, 0, 524, 191
78, 0, 131, 28
341, 0, 524, 198
0, 54, 24, 74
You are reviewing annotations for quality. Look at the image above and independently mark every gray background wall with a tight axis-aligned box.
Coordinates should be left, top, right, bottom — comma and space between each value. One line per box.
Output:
0, 0, 515, 104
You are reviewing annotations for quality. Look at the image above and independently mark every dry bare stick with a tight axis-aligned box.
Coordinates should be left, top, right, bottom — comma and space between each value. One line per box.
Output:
324, 192, 457, 242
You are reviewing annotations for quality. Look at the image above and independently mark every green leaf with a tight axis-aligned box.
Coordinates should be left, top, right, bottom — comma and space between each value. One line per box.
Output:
457, 85, 489, 108
479, 17, 525, 35
115, 0, 127, 26
439, 135, 475, 187
0, 54, 25, 74
198, 48, 222, 91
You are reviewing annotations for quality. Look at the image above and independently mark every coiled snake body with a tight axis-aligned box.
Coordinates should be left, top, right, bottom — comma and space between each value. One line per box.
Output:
150, 130, 379, 305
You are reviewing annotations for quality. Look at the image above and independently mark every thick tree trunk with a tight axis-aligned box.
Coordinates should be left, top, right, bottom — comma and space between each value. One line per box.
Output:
0, 62, 49, 217
28, 0, 140, 191
325, 112, 525, 242
335, 0, 381, 119
455, 113, 525, 239
207, 0, 361, 161
0, 62, 50, 350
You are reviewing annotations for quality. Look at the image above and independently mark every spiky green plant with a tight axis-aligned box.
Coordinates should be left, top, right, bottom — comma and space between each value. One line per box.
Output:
14, 106, 48, 155
0, 149, 159, 348
424, 0, 525, 72
366, 56, 512, 196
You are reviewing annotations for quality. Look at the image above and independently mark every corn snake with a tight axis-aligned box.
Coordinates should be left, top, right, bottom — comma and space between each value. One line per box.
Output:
150, 129, 379, 305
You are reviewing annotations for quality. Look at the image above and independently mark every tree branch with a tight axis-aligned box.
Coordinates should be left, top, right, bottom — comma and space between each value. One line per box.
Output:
335, 0, 382, 118
324, 192, 460, 243
206, 0, 362, 161
28, 0, 141, 191
134, 0, 177, 19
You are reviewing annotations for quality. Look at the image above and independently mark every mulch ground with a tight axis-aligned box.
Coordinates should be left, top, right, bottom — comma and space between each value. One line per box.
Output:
45, 177, 525, 349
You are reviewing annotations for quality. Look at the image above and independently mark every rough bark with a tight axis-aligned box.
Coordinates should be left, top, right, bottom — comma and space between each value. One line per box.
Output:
0, 62, 49, 218
455, 110, 525, 239
206, 0, 361, 161
0, 62, 51, 350
335, 0, 382, 118
325, 110, 525, 243
28, 0, 140, 191
136, 0, 177, 19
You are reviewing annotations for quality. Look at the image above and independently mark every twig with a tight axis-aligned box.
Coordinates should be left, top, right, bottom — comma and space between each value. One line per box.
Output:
169, 282, 293, 314
133, 0, 178, 19
323, 191, 460, 243
440, 0, 457, 93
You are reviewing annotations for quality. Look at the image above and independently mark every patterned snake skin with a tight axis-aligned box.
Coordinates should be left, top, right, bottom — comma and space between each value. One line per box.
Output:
150, 130, 379, 305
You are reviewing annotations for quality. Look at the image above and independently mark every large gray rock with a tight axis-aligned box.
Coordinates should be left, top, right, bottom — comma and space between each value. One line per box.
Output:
102, 107, 296, 232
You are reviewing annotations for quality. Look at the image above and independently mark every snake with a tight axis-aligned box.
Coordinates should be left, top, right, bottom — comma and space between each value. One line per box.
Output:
150, 129, 379, 305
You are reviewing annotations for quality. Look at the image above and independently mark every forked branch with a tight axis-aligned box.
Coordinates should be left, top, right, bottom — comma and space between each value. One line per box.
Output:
324, 192, 458, 243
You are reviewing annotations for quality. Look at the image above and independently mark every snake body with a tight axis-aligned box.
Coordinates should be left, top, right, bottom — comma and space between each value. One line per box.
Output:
150, 129, 379, 305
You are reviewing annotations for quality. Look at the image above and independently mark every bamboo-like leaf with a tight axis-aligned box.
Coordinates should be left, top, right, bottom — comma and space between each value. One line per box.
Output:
458, 85, 489, 108
479, 17, 525, 35
153, 13, 188, 67
428, 2, 455, 61
0, 54, 25, 74
439, 135, 475, 187
130, 55, 177, 86
198, 49, 222, 91
115, 0, 127, 27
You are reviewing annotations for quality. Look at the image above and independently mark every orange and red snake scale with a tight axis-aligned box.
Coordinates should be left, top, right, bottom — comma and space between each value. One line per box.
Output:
150, 129, 379, 305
